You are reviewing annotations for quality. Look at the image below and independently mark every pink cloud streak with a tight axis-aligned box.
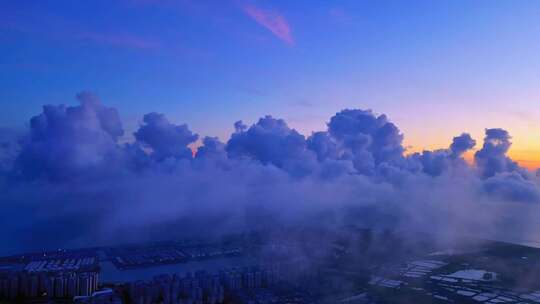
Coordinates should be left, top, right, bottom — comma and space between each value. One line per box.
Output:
241, 4, 294, 45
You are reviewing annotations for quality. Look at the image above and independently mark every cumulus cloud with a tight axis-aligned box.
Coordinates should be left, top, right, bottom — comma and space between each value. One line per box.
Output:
306, 131, 339, 162
411, 133, 476, 177
134, 112, 198, 161
475, 128, 523, 178
196, 136, 226, 160
326, 109, 404, 167
450, 133, 476, 158
227, 115, 317, 177
13, 92, 124, 181
1, 93, 539, 255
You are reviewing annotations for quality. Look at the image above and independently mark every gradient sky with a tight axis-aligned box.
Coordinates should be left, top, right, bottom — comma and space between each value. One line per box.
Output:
1, 0, 540, 168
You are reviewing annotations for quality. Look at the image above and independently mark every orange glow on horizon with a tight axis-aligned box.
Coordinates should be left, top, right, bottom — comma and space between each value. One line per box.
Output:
405, 147, 540, 171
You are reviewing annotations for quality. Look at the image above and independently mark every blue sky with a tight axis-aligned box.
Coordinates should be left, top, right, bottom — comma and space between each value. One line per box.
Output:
1, 0, 540, 165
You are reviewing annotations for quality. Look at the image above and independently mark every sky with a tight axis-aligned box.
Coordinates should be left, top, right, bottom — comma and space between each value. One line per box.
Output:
1, 0, 540, 168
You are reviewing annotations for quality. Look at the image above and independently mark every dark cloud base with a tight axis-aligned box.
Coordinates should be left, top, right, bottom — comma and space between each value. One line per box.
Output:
1, 92, 539, 255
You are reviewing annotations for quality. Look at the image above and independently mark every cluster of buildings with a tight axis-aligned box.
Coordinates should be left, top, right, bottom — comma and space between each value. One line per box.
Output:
0, 270, 99, 300
112, 248, 188, 269
181, 245, 243, 260
126, 265, 282, 304
110, 244, 243, 269
0, 255, 101, 301
25, 257, 97, 272
0, 240, 316, 304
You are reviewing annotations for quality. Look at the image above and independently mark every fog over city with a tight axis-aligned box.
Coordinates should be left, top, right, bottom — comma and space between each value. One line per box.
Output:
1, 92, 539, 255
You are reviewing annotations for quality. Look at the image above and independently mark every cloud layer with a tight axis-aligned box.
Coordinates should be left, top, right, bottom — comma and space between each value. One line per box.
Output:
1, 93, 540, 255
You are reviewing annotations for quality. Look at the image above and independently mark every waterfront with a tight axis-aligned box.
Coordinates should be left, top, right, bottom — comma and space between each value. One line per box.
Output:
100, 256, 258, 283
